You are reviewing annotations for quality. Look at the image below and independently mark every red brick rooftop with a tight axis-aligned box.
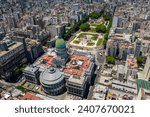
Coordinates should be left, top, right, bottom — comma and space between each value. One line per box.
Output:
64, 55, 90, 76
39, 54, 91, 77
42, 55, 54, 65
20, 93, 43, 100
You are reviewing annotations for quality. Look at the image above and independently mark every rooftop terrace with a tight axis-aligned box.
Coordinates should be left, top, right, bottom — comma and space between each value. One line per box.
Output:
64, 55, 90, 77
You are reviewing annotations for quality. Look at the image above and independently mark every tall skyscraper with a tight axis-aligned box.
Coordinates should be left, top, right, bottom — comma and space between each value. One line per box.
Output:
134, 38, 142, 57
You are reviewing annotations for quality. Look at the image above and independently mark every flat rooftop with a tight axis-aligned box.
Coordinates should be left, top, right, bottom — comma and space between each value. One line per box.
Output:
107, 89, 136, 100
68, 75, 86, 85
92, 84, 108, 100
0, 41, 23, 57
24, 66, 39, 73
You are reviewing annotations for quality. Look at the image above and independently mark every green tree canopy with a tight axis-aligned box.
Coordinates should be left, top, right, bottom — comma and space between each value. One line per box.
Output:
80, 23, 90, 32
106, 56, 115, 64
80, 16, 89, 23
103, 14, 111, 21
137, 56, 143, 65
89, 12, 100, 19
63, 30, 72, 39
103, 39, 107, 45
96, 24, 106, 33
104, 33, 109, 40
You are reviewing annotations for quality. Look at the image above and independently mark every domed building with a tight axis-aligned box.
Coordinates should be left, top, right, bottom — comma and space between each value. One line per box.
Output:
53, 37, 69, 67
40, 67, 65, 96
55, 38, 66, 49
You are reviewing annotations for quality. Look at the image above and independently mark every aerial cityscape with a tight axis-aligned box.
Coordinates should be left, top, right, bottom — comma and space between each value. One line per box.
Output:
0, 0, 150, 100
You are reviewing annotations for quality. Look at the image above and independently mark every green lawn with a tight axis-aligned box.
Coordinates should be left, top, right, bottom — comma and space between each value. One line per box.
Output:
77, 33, 98, 38
97, 38, 103, 46
87, 42, 95, 46
90, 21, 105, 27
89, 28, 96, 32
73, 40, 80, 44
91, 36, 98, 41
78, 33, 86, 38
73, 32, 102, 46
16, 86, 29, 93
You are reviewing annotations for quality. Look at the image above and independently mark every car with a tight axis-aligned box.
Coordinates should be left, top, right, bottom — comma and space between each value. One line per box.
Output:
35, 86, 39, 90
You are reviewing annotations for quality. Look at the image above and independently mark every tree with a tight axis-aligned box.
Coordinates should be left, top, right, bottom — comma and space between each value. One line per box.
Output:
103, 14, 111, 21
103, 39, 107, 45
72, 24, 79, 32
89, 12, 100, 19
20, 64, 27, 72
104, 33, 108, 40
102, 39, 107, 49
96, 24, 106, 33
16, 86, 29, 93
63, 16, 90, 40
63, 30, 72, 40
14, 68, 21, 76
137, 56, 143, 66
80, 23, 90, 32
80, 16, 89, 23
106, 56, 115, 64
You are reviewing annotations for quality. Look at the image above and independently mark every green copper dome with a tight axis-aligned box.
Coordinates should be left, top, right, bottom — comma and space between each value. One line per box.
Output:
55, 38, 66, 49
